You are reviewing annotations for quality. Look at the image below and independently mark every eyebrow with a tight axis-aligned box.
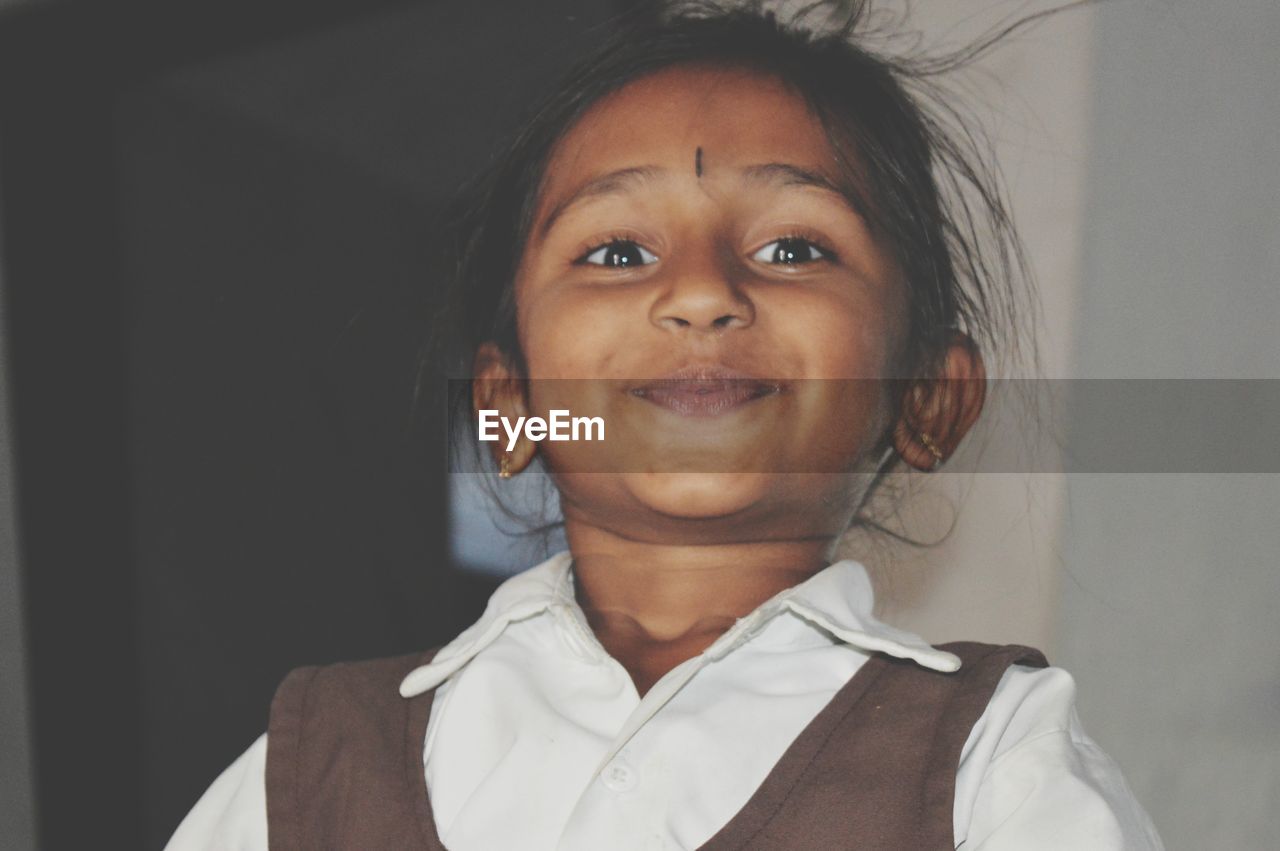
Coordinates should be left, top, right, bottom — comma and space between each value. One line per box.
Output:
536, 161, 855, 240
740, 162, 845, 196
741, 162, 871, 229
538, 166, 663, 240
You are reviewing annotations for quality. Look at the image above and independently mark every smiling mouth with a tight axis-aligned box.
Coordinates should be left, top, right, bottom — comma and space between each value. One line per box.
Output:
629, 367, 783, 417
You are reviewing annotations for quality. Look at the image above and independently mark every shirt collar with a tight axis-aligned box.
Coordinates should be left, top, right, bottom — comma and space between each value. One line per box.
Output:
399, 549, 960, 698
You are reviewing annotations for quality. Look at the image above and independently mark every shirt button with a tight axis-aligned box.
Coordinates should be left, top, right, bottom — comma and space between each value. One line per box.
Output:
644, 834, 666, 850
600, 757, 639, 793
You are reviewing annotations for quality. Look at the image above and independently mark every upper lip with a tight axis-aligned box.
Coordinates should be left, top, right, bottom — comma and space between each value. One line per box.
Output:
630, 364, 779, 389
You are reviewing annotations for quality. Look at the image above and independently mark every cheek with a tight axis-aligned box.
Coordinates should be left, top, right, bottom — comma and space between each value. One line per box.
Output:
516, 287, 629, 378
770, 289, 903, 380
766, 288, 904, 458
822, 316, 892, 378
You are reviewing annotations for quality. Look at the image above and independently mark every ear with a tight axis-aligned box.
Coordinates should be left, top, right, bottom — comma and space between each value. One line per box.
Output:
472, 342, 538, 477
891, 332, 987, 471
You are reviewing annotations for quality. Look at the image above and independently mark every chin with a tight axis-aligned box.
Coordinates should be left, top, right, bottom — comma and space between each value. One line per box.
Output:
622, 471, 773, 520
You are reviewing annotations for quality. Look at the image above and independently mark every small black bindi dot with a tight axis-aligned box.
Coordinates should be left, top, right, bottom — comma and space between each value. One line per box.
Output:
695, 146, 703, 178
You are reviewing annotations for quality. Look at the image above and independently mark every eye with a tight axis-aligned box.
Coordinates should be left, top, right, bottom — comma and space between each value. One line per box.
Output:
576, 239, 659, 268
752, 237, 831, 266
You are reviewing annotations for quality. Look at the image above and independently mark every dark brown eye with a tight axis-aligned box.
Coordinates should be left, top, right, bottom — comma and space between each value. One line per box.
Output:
578, 240, 658, 267
752, 237, 827, 265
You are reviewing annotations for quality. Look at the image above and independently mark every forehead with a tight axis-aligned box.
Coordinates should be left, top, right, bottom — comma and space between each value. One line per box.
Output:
541, 64, 836, 189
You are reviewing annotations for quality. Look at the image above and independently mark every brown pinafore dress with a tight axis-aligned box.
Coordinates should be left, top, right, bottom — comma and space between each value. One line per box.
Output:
264, 641, 1047, 850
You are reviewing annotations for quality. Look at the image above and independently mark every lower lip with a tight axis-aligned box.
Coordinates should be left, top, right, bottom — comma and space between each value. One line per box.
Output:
630, 380, 781, 417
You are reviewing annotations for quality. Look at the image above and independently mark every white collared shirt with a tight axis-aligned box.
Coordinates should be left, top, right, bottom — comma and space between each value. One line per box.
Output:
167, 551, 1165, 850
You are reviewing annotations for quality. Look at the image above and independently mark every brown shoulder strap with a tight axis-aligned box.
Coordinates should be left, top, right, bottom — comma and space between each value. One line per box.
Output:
701, 641, 1048, 851
265, 649, 445, 851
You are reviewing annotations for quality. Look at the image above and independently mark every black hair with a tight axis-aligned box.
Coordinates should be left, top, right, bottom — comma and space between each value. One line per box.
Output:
419, 0, 1059, 540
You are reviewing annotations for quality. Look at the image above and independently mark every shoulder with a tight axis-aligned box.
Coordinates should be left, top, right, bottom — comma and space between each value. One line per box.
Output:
267, 648, 446, 847
165, 733, 269, 851
962, 661, 1080, 765
954, 662, 1165, 850
272, 649, 438, 708
167, 650, 446, 850
268, 649, 438, 761
267, 646, 443, 767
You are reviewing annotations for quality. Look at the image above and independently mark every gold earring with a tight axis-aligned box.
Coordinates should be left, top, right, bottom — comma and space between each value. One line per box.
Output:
919, 432, 944, 470
498, 453, 512, 479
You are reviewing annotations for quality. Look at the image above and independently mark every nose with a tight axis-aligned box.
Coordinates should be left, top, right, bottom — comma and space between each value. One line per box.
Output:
649, 249, 755, 334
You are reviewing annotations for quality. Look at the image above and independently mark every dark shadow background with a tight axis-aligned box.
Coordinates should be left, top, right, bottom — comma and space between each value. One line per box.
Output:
0, 0, 645, 846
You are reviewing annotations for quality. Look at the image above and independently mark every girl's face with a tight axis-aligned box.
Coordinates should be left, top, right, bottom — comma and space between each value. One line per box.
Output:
485, 64, 912, 545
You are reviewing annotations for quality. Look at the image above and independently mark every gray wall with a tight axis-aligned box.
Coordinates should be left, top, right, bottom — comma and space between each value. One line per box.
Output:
1060, 1, 1280, 848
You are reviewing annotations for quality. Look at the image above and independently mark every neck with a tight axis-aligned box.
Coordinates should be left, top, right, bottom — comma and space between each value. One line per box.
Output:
563, 521, 834, 644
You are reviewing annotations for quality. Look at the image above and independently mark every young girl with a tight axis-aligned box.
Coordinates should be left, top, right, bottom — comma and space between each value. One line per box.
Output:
168, 3, 1164, 848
